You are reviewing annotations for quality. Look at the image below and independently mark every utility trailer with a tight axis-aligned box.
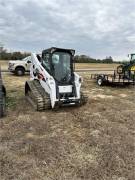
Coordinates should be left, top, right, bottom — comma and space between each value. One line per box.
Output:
91, 70, 135, 86
0, 68, 6, 117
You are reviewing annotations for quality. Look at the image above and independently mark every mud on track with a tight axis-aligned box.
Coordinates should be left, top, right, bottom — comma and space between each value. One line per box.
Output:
0, 72, 135, 180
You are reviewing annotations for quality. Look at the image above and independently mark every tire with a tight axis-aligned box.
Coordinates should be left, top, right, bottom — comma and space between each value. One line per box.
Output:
117, 65, 124, 74
15, 67, 25, 76
80, 91, 88, 105
97, 77, 104, 86
0, 93, 6, 118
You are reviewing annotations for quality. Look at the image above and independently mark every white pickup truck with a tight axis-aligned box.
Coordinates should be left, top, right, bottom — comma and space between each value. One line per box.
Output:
8, 56, 32, 76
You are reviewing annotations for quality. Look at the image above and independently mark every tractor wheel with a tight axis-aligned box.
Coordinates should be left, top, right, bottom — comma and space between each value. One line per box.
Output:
117, 65, 124, 74
0, 93, 6, 118
15, 67, 25, 76
97, 77, 104, 86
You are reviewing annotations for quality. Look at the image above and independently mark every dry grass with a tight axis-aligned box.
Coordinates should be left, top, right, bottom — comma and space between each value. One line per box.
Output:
75, 63, 118, 69
0, 67, 134, 180
0, 60, 8, 69
0, 60, 119, 70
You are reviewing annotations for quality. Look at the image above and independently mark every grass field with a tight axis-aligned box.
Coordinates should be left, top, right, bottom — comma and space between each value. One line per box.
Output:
0, 62, 134, 180
0, 60, 119, 70
0, 60, 8, 69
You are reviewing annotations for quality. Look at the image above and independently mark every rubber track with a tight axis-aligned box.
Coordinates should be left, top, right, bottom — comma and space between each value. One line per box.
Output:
26, 80, 51, 111
80, 90, 88, 105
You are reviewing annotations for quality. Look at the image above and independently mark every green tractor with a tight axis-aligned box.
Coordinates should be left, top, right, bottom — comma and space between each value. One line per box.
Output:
117, 54, 135, 74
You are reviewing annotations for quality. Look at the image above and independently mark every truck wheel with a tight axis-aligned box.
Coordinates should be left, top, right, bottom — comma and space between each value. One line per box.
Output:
97, 77, 104, 86
0, 93, 6, 118
15, 67, 25, 76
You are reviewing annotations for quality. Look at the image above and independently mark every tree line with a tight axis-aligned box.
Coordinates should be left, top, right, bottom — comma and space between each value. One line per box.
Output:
0, 45, 30, 60
74, 55, 114, 63
0, 44, 119, 63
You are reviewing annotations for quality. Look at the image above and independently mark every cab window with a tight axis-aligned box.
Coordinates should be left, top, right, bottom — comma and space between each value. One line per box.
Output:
131, 54, 135, 61
42, 53, 50, 71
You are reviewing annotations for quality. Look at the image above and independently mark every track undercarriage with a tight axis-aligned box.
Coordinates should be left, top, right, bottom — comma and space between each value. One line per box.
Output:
25, 80, 51, 111
25, 80, 88, 111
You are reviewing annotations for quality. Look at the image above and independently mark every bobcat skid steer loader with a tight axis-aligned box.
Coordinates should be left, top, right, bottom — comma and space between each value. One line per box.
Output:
25, 47, 88, 111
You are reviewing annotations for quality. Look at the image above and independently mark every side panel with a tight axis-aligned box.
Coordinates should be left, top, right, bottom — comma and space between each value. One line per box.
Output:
74, 72, 81, 99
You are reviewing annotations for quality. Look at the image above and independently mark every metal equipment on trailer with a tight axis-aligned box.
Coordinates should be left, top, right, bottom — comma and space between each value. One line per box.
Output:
91, 70, 135, 86
117, 53, 135, 74
25, 47, 88, 111
0, 68, 6, 117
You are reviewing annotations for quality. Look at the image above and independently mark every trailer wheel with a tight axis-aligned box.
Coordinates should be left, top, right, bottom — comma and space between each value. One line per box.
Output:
97, 77, 104, 86
0, 93, 6, 118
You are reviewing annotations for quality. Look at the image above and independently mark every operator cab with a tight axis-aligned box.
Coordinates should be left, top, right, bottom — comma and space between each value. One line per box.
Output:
130, 54, 135, 62
42, 47, 75, 85
128, 54, 135, 63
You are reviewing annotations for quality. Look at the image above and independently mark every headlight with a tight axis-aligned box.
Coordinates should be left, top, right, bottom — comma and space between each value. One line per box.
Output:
9, 63, 15, 66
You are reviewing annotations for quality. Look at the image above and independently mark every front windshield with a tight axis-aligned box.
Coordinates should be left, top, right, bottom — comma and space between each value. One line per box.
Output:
52, 52, 72, 83
21, 56, 29, 61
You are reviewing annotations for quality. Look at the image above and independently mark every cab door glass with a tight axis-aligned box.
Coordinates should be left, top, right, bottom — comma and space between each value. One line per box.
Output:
42, 53, 50, 71
52, 52, 71, 83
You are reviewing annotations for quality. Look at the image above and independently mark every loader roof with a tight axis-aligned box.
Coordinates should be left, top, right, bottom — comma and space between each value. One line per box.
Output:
42, 47, 75, 56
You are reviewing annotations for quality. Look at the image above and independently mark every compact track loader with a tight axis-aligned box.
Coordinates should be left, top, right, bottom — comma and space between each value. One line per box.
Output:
25, 47, 88, 111
0, 68, 6, 117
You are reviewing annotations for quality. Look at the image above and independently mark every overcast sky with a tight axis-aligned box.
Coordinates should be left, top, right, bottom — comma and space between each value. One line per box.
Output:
0, 0, 135, 60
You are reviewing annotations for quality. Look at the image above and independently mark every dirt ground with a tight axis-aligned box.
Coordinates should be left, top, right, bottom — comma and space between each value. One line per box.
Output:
0, 63, 135, 180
